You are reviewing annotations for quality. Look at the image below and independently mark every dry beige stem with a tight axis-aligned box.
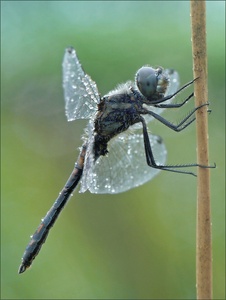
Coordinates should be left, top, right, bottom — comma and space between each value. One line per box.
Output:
190, 1, 212, 299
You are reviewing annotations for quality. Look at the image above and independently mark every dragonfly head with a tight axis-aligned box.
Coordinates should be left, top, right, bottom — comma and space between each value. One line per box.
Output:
135, 66, 169, 104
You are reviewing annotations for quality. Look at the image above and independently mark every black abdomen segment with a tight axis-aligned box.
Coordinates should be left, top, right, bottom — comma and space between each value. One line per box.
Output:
18, 144, 87, 274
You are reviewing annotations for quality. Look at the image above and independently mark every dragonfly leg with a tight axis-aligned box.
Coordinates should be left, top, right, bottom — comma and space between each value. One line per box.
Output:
139, 116, 215, 176
154, 92, 194, 109
140, 102, 209, 132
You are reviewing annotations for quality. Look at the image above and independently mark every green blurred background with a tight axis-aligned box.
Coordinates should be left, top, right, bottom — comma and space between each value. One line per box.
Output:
1, 1, 225, 299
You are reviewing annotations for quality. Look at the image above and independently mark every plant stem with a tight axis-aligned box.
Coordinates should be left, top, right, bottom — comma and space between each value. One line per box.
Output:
190, 1, 212, 299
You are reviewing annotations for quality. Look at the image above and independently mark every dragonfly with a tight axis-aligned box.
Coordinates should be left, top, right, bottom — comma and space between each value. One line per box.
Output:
18, 47, 214, 274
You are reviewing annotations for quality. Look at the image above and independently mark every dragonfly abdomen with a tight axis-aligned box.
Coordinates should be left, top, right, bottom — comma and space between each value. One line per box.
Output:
18, 144, 87, 273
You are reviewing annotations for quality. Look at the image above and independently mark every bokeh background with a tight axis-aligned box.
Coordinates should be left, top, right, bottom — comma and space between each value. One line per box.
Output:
1, 1, 225, 299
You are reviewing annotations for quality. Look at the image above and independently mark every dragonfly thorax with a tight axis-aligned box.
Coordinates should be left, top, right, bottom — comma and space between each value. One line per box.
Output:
93, 90, 143, 159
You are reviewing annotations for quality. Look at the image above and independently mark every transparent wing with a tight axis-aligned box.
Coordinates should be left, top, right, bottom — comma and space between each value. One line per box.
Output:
62, 47, 100, 121
79, 121, 96, 193
153, 68, 180, 114
80, 129, 167, 194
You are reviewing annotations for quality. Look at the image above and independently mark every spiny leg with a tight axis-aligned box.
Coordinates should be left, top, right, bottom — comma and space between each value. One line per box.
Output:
139, 116, 215, 176
140, 103, 209, 132
154, 92, 194, 109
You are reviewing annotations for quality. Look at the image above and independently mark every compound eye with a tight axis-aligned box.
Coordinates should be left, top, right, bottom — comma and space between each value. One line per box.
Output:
135, 67, 157, 98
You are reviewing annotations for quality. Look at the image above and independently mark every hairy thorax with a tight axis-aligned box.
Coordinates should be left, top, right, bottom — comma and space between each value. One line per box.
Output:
93, 89, 142, 159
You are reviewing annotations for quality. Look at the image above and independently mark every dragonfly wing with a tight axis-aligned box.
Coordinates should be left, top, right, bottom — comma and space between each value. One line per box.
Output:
81, 130, 167, 194
62, 47, 100, 121
79, 121, 96, 193
165, 69, 180, 97
153, 68, 180, 115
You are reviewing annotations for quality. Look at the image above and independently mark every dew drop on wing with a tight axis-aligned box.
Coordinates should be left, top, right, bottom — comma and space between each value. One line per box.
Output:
86, 132, 166, 194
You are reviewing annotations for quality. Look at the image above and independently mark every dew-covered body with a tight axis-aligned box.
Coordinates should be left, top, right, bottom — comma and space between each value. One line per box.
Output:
18, 47, 213, 274
94, 86, 149, 159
